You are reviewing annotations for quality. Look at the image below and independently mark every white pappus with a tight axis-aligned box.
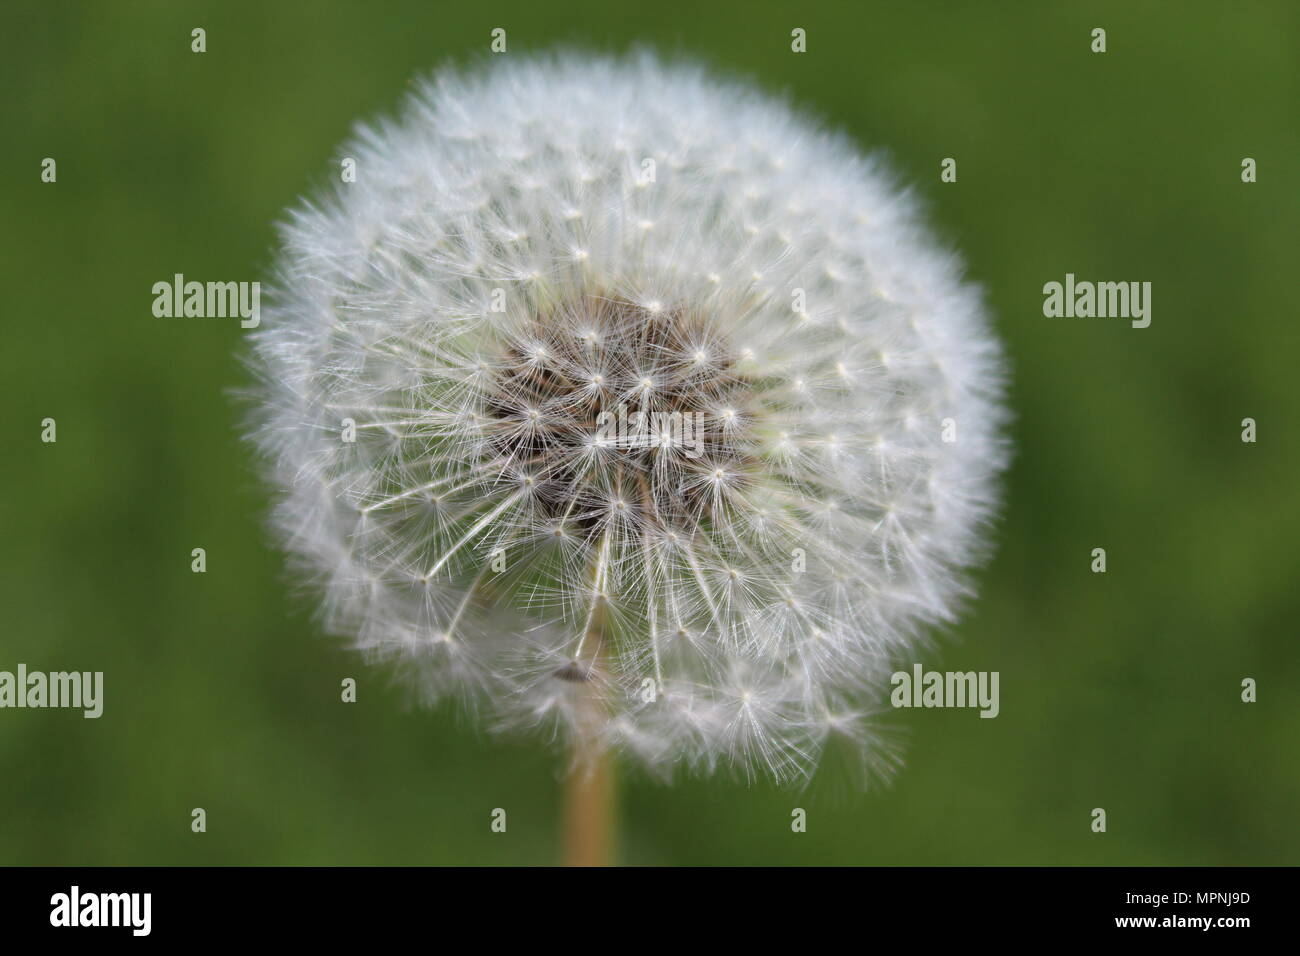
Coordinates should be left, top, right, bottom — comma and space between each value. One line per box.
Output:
245, 52, 1010, 784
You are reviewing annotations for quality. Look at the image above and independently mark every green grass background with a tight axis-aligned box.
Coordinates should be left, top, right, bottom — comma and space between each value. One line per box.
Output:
2, 0, 1296, 865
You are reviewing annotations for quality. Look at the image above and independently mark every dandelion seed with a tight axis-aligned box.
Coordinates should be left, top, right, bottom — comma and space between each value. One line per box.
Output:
245, 52, 1009, 789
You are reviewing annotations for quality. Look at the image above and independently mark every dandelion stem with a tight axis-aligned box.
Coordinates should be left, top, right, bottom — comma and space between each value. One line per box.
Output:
563, 736, 615, 867
564, 543, 615, 867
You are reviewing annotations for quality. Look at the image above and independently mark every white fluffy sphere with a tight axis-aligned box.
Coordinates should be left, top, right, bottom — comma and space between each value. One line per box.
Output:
247, 53, 1009, 783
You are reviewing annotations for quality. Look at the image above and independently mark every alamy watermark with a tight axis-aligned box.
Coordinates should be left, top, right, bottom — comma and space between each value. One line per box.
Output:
594, 403, 706, 458
891, 664, 999, 718
152, 273, 260, 328
0, 664, 103, 718
1042, 273, 1151, 328
50, 886, 150, 936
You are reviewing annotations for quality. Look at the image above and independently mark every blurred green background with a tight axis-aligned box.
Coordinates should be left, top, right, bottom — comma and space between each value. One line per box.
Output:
2, 0, 1296, 865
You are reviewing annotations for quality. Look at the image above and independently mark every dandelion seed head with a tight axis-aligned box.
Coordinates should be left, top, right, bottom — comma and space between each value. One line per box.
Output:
247, 52, 1009, 784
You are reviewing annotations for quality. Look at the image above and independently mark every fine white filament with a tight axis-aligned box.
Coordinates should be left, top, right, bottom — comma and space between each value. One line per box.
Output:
247, 53, 1009, 784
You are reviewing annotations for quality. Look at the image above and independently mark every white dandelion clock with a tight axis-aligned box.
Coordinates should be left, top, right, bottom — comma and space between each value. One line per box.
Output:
246, 53, 1009, 810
